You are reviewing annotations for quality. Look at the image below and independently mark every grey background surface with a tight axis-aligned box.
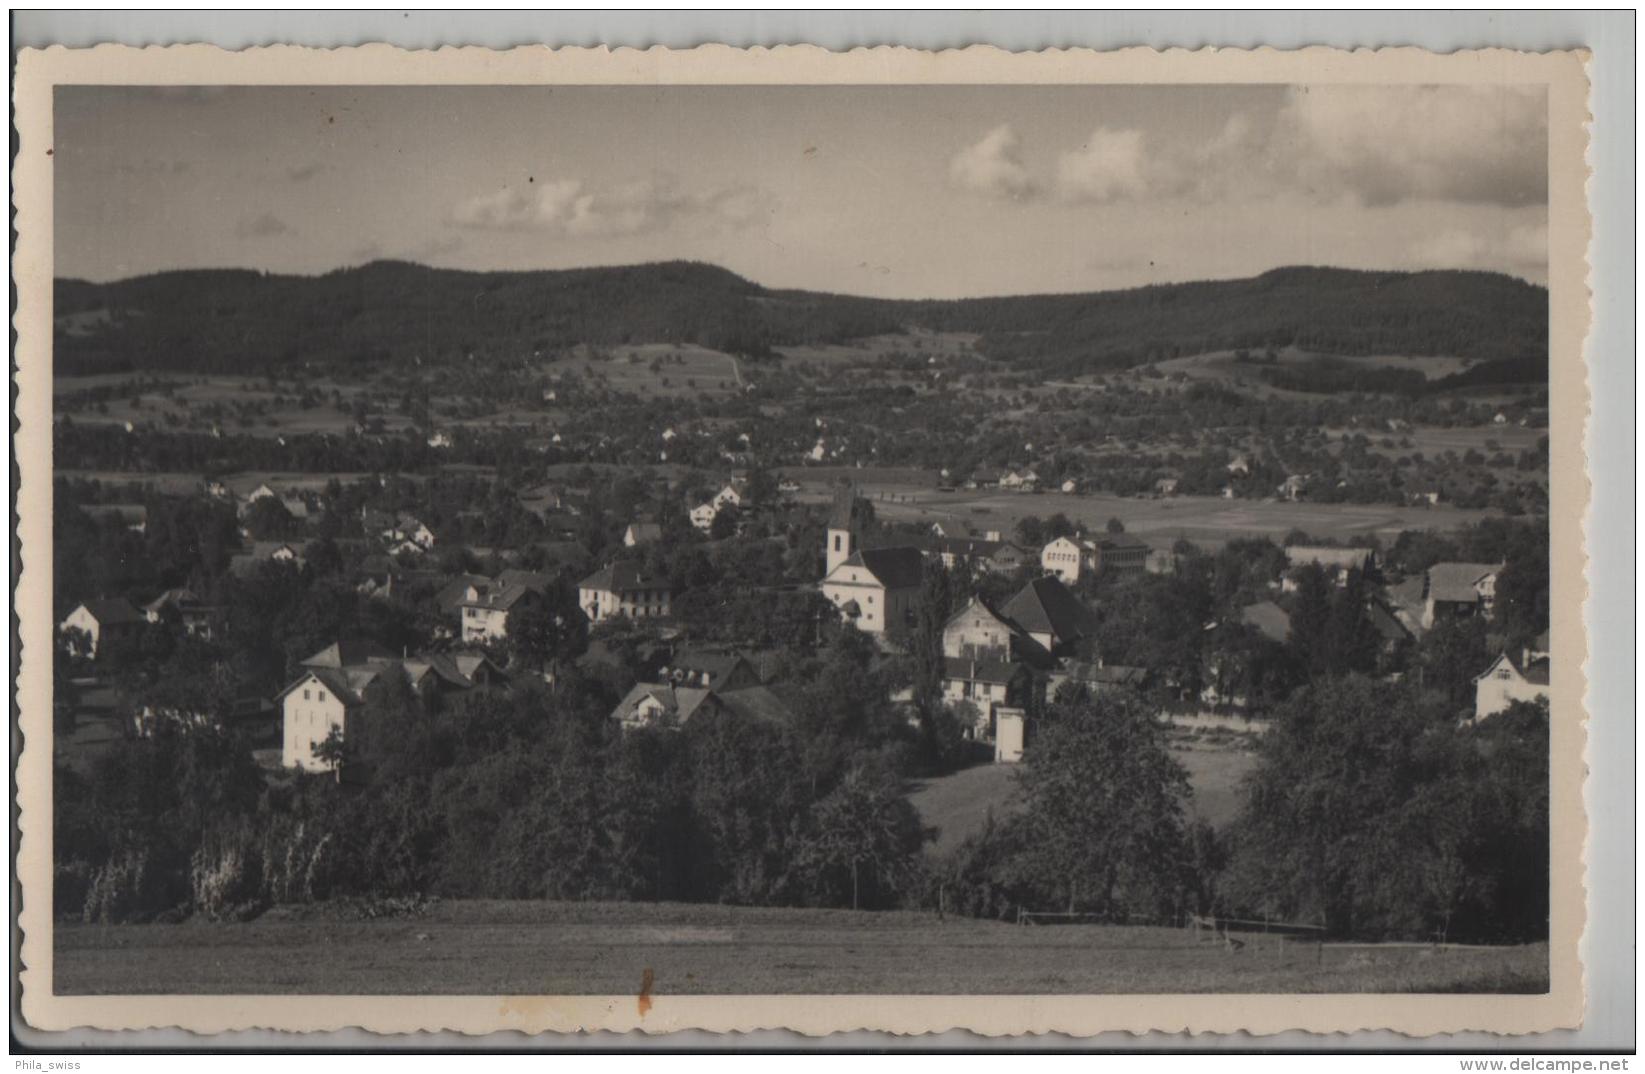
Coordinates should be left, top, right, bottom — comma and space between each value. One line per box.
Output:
10, 8, 1634, 1054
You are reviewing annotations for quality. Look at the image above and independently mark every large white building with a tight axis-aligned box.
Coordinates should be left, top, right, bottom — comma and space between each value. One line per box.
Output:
817, 486, 923, 637
1040, 536, 1088, 583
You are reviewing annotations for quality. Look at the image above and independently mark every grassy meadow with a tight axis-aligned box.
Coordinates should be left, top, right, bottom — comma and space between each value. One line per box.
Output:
53, 899, 1548, 996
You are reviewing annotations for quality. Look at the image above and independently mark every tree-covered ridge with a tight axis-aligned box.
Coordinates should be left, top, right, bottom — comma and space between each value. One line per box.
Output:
55, 261, 1547, 378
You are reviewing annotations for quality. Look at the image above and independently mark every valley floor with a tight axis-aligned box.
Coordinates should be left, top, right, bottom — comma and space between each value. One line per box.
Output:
53, 900, 1548, 996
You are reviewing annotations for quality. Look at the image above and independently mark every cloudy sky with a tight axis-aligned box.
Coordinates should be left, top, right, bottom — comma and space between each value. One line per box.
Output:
54, 84, 1547, 298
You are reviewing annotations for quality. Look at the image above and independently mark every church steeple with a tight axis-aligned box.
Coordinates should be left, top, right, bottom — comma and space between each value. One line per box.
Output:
825, 483, 858, 576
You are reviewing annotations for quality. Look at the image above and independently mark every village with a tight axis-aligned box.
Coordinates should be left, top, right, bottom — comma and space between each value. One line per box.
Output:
57, 461, 1550, 784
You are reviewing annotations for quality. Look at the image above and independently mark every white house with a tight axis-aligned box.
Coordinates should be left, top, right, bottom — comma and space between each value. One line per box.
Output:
1472, 649, 1550, 721
59, 598, 145, 658
1040, 536, 1088, 583
578, 561, 672, 624
712, 483, 745, 511
690, 502, 719, 532
457, 580, 540, 642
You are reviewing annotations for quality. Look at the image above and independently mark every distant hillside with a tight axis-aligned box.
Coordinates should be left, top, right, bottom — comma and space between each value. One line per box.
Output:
54, 261, 1547, 380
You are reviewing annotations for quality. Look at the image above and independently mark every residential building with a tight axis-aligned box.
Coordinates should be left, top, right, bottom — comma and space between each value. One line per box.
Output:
690, 502, 719, 532
609, 680, 794, 733
59, 598, 145, 658
457, 577, 546, 642
1040, 536, 1088, 583
578, 561, 672, 624
1473, 649, 1550, 721
1424, 562, 1504, 626
280, 642, 504, 772
660, 648, 762, 691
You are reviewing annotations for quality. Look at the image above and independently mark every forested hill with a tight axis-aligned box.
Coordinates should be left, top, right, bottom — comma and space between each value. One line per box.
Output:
54, 260, 1547, 378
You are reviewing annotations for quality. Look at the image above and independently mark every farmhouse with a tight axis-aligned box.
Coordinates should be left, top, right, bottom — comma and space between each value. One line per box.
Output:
1002, 575, 1098, 655
1472, 646, 1551, 721
59, 598, 145, 658
938, 596, 1046, 734
711, 481, 746, 510
1040, 536, 1088, 583
818, 485, 923, 637
1424, 562, 1504, 626
578, 561, 672, 624
1048, 660, 1150, 698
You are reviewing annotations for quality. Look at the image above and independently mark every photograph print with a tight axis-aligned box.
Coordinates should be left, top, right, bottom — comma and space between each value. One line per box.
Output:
18, 44, 1589, 1035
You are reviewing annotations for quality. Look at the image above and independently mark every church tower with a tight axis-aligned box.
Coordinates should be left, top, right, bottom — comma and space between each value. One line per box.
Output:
825, 484, 858, 577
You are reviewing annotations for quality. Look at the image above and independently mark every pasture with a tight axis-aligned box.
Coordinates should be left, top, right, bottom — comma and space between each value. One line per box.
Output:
547, 343, 745, 398
53, 900, 1548, 995
789, 472, 1505, 548
911, 739, 1260, 858
54, 374, 404, 439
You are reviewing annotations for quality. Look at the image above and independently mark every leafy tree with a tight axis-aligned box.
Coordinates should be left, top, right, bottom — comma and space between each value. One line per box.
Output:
909, 560, 956, 758
1106, 516, 1127, 535
507, 579, 590, 677
1012, 693, 1191, 917
797, 764, 927, 909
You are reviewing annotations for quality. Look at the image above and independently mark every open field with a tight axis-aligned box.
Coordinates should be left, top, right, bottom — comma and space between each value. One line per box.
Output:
1153, 348, 1480, 391
909, 763, 1023, 855
791, 474, 1505, 548
546, 342, 744, 398
55, 374, 401, 439
912, 742, 1260, 857
53, 900, 1548, 995
56, 469, 388, 496
1323, 424, 1545, 458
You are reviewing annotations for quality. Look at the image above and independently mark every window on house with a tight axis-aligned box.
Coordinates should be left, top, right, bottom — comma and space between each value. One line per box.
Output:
303, 688, 310, 701
833, 535, 842, 552
316, 690, 327, 703
1497, 669, 1513, 681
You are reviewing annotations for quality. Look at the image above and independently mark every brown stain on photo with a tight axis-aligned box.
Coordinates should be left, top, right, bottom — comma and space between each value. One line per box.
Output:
636, 967, 655, 1017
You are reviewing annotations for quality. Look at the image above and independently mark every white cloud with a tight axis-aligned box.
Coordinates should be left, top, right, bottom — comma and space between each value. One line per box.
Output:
1055, 127, 1154, 203
1278, 85, 1547, 207
949, 125, 1035, 199
449, 175, 770, 237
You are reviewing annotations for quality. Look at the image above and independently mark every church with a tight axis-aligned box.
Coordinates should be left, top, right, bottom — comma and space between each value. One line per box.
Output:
817, 485, 925, 638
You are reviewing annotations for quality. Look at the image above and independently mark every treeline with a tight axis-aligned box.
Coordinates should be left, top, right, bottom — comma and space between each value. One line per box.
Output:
57, 262, 1547, 380
56, 629, 933, 923
54, 261, 901, 376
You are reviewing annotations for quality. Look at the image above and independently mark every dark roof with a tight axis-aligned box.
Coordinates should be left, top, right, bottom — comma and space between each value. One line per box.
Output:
715, 685, 796, 727
301, 639, 395, 669
1521, 658, 1551, 686
578, 560, 668, 594
849, 546, 926, 590
666, 649, 758, 687
1002, 576, 1097, 644
433, 573, 492, 615
826, 484, 858, 529
1285, 545, 1376, 570
1366, 601, 1413, 643
943, 656, 1018, 685
1095, 533, 1149, 551
76, 598, 145, 626
466, 584, 539, 612
1240, 601, 1292, 644
1060, 662, 1149, 686
1428, 562, 1503, 605
626, 522, 664, 541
